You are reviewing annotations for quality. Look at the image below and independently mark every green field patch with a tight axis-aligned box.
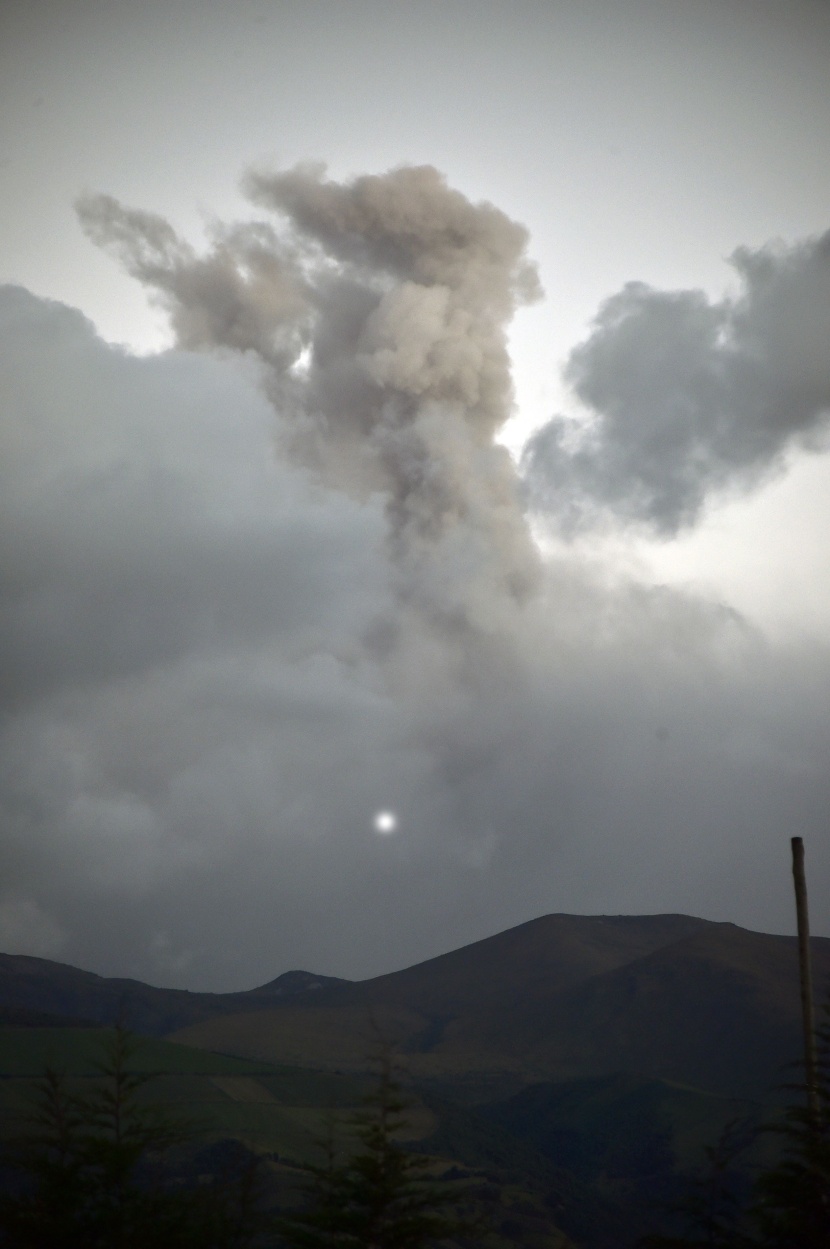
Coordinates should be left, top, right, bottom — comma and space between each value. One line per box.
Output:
0, 1028, 376, 1164
0, 1027, 300, 1078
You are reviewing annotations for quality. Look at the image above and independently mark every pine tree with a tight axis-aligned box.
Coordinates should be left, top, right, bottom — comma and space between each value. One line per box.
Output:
278, 1116, 352, 1249
279, 1047, 468, 1249
638, 1117, 754, 1248
749, 1003, 830, 1249
0, 1023, 266, 1249
640, 999, 830, 1249
79, 1022, 189, 1246
0, 1064, 91, 1248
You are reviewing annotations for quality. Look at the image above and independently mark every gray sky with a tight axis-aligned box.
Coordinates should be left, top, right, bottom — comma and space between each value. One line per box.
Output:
1, 0, 830, 990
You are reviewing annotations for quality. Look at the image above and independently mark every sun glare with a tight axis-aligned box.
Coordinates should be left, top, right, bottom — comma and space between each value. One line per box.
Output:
373, 810, 398, 834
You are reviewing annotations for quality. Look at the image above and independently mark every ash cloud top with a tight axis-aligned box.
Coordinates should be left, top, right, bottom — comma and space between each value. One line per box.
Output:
523, 231, 830, 533
2, 165, 830, 990
78, 165, 542, 640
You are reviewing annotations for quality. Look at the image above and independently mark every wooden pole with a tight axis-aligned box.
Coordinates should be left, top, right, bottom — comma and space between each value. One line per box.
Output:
791, 836, 820, 1126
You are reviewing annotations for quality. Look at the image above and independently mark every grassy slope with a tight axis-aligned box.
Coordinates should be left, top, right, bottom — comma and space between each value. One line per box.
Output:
0, 1027, 370, 1159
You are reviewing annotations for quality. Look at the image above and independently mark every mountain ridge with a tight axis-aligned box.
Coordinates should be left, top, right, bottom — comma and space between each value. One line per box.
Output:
0, 950, 348, 1034
170, 913, 830, 1098
2, 912, 826, 1100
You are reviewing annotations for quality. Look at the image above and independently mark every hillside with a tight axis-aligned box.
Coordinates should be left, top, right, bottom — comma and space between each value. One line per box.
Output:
1, 913, 823, 1248
0, 952, 347, 1034
170, 913, 829, 1100
0, 1023, 758, 1249
2, 914, 823, 1101
0, 1024, 578, 1248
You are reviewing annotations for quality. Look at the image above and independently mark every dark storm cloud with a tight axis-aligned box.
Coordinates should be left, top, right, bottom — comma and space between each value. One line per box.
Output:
522, 231, 830, 533
3, 170, 830, 990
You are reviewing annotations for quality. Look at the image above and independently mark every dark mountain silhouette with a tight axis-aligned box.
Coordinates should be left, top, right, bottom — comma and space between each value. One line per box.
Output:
170, 914, 830, 1099
2, 913, 825, 1249
0, 952, 347, 1034
2, 913, 826, 1099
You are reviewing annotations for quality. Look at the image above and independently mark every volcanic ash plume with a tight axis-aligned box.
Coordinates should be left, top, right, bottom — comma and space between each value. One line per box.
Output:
77, 166, 542, 635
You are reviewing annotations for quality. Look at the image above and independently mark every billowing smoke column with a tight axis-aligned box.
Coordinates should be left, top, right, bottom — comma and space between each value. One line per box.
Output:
78, 166, 542, 641
3, 170, 829, 990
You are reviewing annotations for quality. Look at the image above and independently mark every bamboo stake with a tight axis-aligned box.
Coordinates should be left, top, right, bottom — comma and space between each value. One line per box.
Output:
791, 836, 820, 1126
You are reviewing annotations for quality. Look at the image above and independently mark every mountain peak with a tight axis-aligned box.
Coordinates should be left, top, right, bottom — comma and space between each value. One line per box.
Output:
247, 970, 350, 997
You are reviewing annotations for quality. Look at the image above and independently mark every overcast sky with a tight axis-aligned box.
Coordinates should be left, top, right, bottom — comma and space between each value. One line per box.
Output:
1, 0, 830, 991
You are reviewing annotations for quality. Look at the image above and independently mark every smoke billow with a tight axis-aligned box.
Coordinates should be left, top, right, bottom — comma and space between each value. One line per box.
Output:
78, 166, 542, 642
522, 230, 830, 533
3, 167, 830, 989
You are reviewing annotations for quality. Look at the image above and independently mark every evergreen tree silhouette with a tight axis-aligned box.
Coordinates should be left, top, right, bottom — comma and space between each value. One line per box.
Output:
279, 1045, 469, 1249
0, 1023, 265, 1248
640, 999, 830, 1248
749, 1001, 830, 1248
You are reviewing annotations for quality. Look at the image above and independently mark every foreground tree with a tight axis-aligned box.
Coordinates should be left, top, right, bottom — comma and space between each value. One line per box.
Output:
641, 1003, 830, 1249
279, 1048, 469, 1249
0, 1063, 91, 1248
0, 1024, 265, 1249
638, 1117, 754, 1248
749, 1016, 830, 1249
